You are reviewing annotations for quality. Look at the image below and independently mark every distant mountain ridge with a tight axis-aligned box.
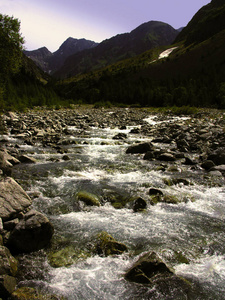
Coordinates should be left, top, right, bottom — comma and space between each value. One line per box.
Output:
57, 0, 225, 109
24, 37, 98, 74
54, 21, 179, 78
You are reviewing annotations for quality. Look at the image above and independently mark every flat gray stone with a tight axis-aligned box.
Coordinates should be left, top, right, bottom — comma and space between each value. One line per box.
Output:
0, 177, 32, 221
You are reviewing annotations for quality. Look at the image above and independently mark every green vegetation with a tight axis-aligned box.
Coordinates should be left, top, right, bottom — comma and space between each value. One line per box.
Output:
0, 14, 61, 111
2, 0, 225, 111
0, 14, 24, 107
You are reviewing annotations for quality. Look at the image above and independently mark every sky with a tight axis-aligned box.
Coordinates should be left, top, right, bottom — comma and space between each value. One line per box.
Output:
1, 0, 211, 52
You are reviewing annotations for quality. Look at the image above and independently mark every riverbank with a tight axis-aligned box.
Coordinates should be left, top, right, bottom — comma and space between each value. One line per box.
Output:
1, 106, 225, 299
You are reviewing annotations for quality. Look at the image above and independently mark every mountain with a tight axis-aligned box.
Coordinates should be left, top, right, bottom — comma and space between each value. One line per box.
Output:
57, 0, 225, 109
24, 47, 53, 72
175, 0, 225, 45
24, 37, 98, 74
54, 21, 179, 78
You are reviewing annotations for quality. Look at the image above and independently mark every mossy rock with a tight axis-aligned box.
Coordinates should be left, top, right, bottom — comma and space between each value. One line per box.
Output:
95, 231, 128, 256
124, 251, 173, 284
77, 191, 101, 206
162, 195, 181, 204
150, 194, 180, 205
48, 246, 90, 268
103, 190, 134, 209
47, 203, 72, 215
174, 251, 190, 264
149, 195, 162, 205
11, 287, 65, 299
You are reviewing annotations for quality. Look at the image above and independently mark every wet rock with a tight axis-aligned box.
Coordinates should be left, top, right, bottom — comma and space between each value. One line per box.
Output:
0, 217, 3, 232
113, 133, 127, 140
201, 160, 215, 171
0, 150, 13, 176
62, 155, 70, 161
124, 251, 173, 284
0, 177, 32, 221
130, 128, 140, 134
133, 197, 147, 212
184, 157, 198, 165
143, 151, 155, 160
48, 246, 89, 268
149, 194, 180, 205
18, 155, 37, 164
162, 195, 181, 204
7, 209, 54, 253
211, 165, 225, 173
158, 153, 176, 162
0, 246, 18, 276
207, 147, 225, 165
11, 287, 65, 300
3, 218, 20, 231
0, 274, 17, 299
126, 142, 154, 154
149, 188, 164, 196
171, 178, 190, 186
77, 191, 101, 207
95, 231, 128, 256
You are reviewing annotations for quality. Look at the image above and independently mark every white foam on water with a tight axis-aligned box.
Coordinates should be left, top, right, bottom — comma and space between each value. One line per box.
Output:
144, 115, 190, 125
175, 254, 225, 287
49, 254, 131, 299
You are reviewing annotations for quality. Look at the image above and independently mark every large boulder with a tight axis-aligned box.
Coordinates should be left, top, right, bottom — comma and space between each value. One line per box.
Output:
126, 142, 154, 154
0, 177, 32, 221
125, 251, 173, 284
7, 209, 54, 253
124, 251, 192, 297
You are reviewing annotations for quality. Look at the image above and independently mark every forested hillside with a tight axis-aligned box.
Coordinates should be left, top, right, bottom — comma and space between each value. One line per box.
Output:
0, 14, 61, 111
57, 0, 225, 108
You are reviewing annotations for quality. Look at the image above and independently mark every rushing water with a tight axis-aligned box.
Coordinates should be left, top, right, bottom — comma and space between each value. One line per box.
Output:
8, 116, 225, 299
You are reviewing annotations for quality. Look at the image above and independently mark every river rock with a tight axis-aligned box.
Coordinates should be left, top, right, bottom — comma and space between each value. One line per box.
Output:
184, 157, 198, 165
0, 217, 3, 232
95, 231, 128, 256
113, 133, 127, 140
0, 246, 18, 276
201, 160, 215, 171
7, 209, 54, 253
124, 251, 173, 284
0, 177, 32, 221
158, 153, 176, 162
149, 188, 164, 196
77, 191, 101, 207
18, 155, 37, 164
126, 142, 154, 154
133, 197, 147, 212
211, 165, 225, 173
207, 148, 225, 165
0, 274, 17, 299
143, 151, 155, 160
48, 246, 89, 268
0, 150, 13, 176
11, 287, 65, 300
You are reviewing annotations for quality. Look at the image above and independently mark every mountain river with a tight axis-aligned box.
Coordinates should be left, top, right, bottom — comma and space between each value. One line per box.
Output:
6, 113, 225, 299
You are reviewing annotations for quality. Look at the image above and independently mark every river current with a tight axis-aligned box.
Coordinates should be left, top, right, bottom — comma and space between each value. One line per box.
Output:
8, 115, 225, 299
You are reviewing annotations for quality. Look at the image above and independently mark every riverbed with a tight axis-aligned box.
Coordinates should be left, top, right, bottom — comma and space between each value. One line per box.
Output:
2, 107, 225, 299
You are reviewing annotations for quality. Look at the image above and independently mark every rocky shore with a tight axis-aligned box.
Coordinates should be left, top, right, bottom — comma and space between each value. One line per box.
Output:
1, 106, 225, 299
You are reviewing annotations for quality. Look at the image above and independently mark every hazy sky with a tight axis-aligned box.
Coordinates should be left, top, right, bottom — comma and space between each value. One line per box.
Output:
1, 0, 210, 52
